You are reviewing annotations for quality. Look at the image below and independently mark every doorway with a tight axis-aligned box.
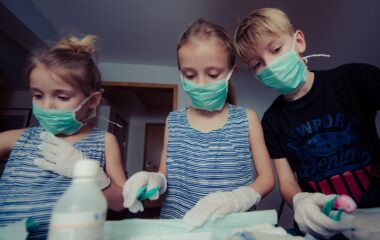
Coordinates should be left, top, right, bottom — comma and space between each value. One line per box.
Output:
100, 81, 177, 219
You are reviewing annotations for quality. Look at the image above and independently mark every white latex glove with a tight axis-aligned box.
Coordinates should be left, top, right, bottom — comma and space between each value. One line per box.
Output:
123, 171, 167, 213
293, 192, 354, 239
184, 186, 261, 229
34, 131, 110, 189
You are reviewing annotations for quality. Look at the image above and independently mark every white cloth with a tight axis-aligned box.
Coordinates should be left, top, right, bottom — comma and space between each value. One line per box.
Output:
184, 186, 261, 229
293, 192, 354, 239
343, 208, 380, 240
123, 171, 167, 213
34, 131, 110, 189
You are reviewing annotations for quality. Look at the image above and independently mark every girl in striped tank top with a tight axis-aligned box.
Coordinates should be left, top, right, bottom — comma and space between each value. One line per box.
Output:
123, 19, 275, 228
0, 35, 126, 239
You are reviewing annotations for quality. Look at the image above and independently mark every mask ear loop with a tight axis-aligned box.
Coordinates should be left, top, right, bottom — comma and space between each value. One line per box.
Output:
303, 54, 331, 64
293, 31, 331, 64
98, 116, 123, 128
74, 93, 98, 123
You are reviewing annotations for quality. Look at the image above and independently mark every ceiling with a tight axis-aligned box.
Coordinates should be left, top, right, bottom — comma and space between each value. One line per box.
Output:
1, 0, 380, 90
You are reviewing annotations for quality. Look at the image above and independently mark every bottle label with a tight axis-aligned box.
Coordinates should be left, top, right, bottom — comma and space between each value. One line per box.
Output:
50, 211, 106, 229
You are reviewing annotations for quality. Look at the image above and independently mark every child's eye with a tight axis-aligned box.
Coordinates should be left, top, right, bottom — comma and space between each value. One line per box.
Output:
273, 46, 282, 54
251, 62, 261, 71
57, 96, 70, 101
184, 74, 194, 80
33, 94, 43, 100
209, 74, 220, 79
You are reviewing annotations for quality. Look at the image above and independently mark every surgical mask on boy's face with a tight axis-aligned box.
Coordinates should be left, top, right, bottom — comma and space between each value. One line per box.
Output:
255, 32, 330, 95
32, 94, 97, 135
255, 32, 307, 95
181, 70, 233, 112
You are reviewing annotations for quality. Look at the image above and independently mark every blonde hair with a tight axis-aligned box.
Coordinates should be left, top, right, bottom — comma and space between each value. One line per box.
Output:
177, 18, 236, 104
234, 8, 295, 63
25, 35, 101, 96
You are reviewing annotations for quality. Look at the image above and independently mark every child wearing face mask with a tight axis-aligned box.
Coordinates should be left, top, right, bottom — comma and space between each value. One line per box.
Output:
122, 18, 275, 229
234, 8, 380, 239
0, 35, 126, 240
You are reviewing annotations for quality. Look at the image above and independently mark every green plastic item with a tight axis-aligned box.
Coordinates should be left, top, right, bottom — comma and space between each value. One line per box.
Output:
136, 186, 160, 201
26, 218, 39, 232
322, 195, 343, 221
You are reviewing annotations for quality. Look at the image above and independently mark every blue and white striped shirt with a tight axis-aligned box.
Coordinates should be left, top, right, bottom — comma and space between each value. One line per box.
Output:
0, 127, 105, 240
160, 105, 255, 219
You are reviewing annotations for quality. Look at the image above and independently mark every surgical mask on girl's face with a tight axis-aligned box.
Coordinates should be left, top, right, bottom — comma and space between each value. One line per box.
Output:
255, 33, 307, 95
181, 70, 233, 112
32, 94, 97, 135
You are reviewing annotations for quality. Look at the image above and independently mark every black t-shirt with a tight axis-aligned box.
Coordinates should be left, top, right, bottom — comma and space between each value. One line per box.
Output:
262, 63, 380, 207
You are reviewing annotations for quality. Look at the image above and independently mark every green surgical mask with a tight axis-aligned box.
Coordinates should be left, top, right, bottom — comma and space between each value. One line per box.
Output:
32, 95, 96, 135
256, 32, 330, 95
182, 70, 232, 111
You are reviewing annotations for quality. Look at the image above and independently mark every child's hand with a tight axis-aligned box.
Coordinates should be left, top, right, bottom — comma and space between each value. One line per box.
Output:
184, 186, 261, 230
123, 171, 167, 213
293, 192, 354, 239
34, 132, 110, 189
34, 132, 84, 177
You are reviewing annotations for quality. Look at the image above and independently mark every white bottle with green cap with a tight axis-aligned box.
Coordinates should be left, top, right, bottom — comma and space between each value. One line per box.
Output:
48, 159, 108, 240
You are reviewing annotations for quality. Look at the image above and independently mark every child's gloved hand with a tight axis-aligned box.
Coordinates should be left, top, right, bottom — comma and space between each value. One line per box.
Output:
293, 192, 354, 239
184, 186, 261, 229
34, 131, 110, 189
123, 171, 167, 213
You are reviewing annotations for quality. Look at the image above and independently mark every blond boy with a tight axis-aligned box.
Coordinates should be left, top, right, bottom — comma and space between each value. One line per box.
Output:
235, 8, 380, 239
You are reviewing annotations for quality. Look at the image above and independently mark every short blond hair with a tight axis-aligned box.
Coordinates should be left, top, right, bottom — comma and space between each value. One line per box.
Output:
234, 8, 295, 63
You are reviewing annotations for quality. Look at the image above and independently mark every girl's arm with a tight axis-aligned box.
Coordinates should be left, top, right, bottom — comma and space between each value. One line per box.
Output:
0, 129, 24, 161
103, 132, 127, 211
246, 108, 275, 196
158, 117, 169, 176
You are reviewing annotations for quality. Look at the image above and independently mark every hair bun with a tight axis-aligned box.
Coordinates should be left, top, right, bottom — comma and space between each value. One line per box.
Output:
54, 35, 97, 55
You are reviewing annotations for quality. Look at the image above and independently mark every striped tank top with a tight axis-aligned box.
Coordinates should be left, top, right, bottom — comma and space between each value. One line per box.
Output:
0, 127, 105, 240
160, 104, 255, 219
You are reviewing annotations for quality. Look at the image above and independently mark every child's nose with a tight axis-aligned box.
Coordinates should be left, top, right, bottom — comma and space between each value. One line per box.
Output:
263, 55, 277, 67
196, 75, 207, 85
40, 98, 55, 109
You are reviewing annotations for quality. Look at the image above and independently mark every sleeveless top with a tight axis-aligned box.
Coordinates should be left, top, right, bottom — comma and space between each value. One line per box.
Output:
160, 104, 255, 219
0, 127, 105, 240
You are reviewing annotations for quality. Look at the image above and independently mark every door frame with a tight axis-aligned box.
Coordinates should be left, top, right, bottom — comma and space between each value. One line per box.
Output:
101, 81, 178, 111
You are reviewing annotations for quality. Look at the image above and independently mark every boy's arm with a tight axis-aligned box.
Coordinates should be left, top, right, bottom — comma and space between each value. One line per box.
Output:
103, 132, 127, 211
0, 129, 24, 161
275, 157, 354, 238
273, 157, 301, 208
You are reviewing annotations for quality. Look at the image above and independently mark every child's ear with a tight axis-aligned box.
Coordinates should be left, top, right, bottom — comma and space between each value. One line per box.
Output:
295, 30, 306, 54
90, 91, 102, 108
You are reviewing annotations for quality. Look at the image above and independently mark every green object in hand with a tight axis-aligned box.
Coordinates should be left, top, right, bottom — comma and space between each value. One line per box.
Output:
322, 195, 343, 221
137, 186, 159, 201
26, 217, 39, 231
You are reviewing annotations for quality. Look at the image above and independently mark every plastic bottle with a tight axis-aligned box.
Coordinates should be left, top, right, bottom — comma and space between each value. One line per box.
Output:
48, 159, 108, 240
